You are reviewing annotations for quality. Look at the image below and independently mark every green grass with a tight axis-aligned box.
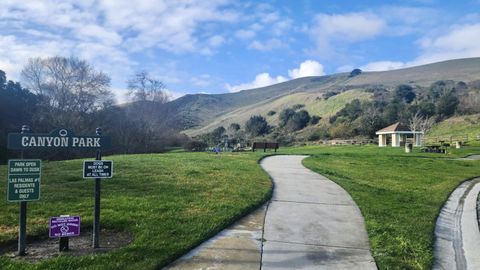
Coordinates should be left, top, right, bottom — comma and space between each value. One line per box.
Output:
427, 114, 480, 143
2, 145, 480, 269
0, 152, 271, 269
284, 145, 480, 269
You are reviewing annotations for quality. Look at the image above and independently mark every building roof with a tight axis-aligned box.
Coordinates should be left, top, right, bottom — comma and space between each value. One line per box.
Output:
375, 122, 423, 134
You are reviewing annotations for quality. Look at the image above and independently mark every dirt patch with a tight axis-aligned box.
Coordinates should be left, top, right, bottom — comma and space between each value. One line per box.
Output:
0, 229, 133, 263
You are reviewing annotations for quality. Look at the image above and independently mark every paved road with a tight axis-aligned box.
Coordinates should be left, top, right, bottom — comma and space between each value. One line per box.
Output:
260, 155, 376, 270
434, 178, 480, 270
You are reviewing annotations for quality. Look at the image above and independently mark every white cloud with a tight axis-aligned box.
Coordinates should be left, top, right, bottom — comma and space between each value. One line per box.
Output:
0, 0, 241, 102
288, 60, 325, 78
226, 73, 287, 92
235, 29, 256, 40
312, 12, 385, 41
248, 38, 285, 51
360, 61, 407, 71
309, 12, 385, 57
208, 35, 226, 48
415, 23, 480, 63
226, 60, 325, 92
359, 23, 480, 72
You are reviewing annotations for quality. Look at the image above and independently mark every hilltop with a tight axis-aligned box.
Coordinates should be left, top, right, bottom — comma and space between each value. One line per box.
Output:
160, 58, 480, 137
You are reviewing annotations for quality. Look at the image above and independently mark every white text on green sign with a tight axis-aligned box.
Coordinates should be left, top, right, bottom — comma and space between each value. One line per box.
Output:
7, 159, 41, 202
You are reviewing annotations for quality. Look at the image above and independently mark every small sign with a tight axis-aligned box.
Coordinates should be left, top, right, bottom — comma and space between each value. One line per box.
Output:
49, 216, 81, 238
83, 160, 113, 178
7, 159, 41, 202
7, 128, 112, 150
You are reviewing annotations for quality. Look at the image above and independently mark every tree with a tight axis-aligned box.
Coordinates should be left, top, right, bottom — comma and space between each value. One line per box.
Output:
0, 70, 42, 162
228, 123, 240, 131
128, 71, 169, 103
285, 110, 311, 132
349, 68, 362, 77
335, 99, 362, 122
245, 115, 269, 136
436, 90, 459, 117
279, 108, 296, 127
409, 111, 435, 133
358, 104, 385, 138
21, 56, 113, 128
394, 84, 416, 104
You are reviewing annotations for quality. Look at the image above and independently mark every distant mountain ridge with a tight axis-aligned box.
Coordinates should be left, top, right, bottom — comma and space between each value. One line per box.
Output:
161, 58, 480, 135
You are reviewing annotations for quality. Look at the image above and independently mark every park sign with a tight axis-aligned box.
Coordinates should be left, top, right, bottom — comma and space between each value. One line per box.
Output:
83, 160, 113, 178
49, 216, 81, 238
7, 159, 41, 201
7, 128, 112, 150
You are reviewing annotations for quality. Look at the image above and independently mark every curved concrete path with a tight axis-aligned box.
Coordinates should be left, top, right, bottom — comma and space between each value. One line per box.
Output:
260, 155, 376, 269
164, 155, 376, 269
434, 178, 480, 270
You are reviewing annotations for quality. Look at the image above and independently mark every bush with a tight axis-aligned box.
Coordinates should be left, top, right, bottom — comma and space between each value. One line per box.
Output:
267, 110, 276, 116
279, 108, 296, 127
329, 123, 355, 139
292, 104, 305, 110
323, 91, 339, 100
245, 115, 270, 136
349, 68, 362, 77
309, 115, 321, 125
308, 133, 320, 141
184, 141, 208, 152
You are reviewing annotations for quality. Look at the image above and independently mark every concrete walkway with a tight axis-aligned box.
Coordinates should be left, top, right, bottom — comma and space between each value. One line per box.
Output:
164, 155, 376, 269
260, 155, 376, 270
164, 205, 267, 270
433, 178, 480, 270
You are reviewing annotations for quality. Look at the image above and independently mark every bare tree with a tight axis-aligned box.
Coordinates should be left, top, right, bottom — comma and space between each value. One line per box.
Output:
127, 71, 170, 103
21, 56, 113, 127
22, 56, 112, 112
409, 111, 435, 133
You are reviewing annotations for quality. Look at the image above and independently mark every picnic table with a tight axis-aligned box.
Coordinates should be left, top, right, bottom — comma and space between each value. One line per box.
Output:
421, 145, 446, 153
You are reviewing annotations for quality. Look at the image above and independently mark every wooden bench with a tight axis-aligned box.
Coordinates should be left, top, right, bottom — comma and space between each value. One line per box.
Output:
252, 142, 279, 152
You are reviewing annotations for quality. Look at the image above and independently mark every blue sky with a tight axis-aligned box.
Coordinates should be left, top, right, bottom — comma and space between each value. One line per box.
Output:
1, 0, 480, 102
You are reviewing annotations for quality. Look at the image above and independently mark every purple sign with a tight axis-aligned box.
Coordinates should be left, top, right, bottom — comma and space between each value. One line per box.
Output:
49, 216, 81, 238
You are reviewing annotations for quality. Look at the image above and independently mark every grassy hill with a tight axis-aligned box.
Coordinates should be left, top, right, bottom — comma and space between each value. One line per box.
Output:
162, 58, 480, 135
427, 114, 480, 143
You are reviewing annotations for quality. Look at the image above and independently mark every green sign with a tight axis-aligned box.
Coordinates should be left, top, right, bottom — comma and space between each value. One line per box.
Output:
7, 128, 111, 150
7, 159, 41, 202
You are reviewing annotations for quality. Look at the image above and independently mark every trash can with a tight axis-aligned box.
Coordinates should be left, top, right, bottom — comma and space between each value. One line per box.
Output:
405, 143, 413, 153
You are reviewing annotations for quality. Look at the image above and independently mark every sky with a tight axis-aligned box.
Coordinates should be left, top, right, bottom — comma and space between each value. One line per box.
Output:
1, 0, 480, 103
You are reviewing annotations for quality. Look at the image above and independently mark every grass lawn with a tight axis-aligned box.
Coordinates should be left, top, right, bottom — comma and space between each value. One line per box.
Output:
0, 152, 271, 270
284, 145, 480, 269
1, 145, 480, 270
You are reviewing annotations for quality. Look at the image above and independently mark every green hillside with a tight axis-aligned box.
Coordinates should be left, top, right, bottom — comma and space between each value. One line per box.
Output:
186, 89, 372, 136
163, 58, 480, 135
427, 114, 480, 143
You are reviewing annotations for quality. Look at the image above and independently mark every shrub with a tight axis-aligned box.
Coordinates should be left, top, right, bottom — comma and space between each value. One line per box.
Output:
285, 110, 311, 132
267, 110, 276, 116
245, 115, 269, 136
309, 115, 321, 125
292, 104, 305, 110
184, 141, 208, 152
349, 68, 362, 77
279, 108, 296, 127
323, 91, 339, 99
